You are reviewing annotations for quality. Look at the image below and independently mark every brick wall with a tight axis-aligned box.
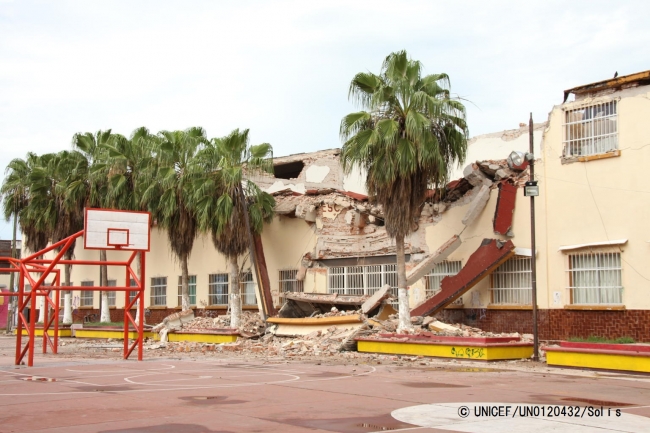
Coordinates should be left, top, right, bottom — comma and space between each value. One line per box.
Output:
435, 309, 650, 342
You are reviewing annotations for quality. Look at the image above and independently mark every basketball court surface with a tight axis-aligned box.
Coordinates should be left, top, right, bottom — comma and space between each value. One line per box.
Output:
1, 336, 649, 433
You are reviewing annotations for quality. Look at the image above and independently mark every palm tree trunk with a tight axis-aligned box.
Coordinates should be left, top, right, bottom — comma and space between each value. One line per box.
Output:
395, 234, 412, 332
181, 253, 190, 311
62, 254, 73, 325
229, 255, 241, 329
99, 250, 110, 323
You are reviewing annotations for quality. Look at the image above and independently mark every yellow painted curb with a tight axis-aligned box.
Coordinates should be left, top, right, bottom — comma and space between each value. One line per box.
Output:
546, 350, 650, 373
161, 333, 238, 344
75, 329, 155, 339
357, 340, 533, 361
14, 329, 72, 337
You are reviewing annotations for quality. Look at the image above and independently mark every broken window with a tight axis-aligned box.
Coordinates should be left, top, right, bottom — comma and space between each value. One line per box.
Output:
425, 261, 463, 305
563, 100, 617, 157
328, 264, 397, 298
208, 274, 228, 305
568, 252, 622, 305
177, 275, 197, 307
240, 272, 257, 306
107, 279, 117, 307
273, 160, 304, 179
150, 277, 167, 307
490, 256, 531, 305
80, 281, 94, 307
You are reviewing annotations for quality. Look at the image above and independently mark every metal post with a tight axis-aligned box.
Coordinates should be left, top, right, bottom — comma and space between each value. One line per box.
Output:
529, 113, 539, 362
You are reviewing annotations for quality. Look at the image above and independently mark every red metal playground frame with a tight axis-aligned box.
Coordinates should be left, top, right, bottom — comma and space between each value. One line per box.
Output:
0, 229, 146, 367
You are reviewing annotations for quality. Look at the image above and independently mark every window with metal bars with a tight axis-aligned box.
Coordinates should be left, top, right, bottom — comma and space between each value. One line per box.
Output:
279, 270, 303, 293
567, 252, 622, 305
177, 275, 197, 307
490, 256, 532, 305
107, 279, 117, 307
425, 261, 463, 305
150, 277, 167, 306
80, 281, 94, 307
128, 279, 138, 304
208, 274, 228, 305
563, 101, 617, 157
241, 272, 257, 306
328, 264, 397, 299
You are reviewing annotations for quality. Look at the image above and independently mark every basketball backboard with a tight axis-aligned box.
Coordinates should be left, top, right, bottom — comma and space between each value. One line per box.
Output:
84, 209, 151, 251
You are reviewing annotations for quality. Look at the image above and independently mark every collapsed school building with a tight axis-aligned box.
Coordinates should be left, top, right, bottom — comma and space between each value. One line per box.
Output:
8, 70, 650, 342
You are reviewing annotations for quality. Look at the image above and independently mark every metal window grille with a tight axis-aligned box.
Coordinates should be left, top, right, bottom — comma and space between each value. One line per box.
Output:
107, 279, 117, 307
279, 269, 303, 304
208, 274, 228, 305
241, 272, 257, 306
128, 279, 138, 303
425, 261, 463, 305
328, 264, 398, 300
567, 252, 622, 305
80, 281, 94, 307
490, 257, 532, 305
563, 101, 617, 157
150, 277, 167, 306
177, 275, 197, 306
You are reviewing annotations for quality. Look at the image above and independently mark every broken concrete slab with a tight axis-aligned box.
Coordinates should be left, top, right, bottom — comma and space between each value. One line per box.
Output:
428, 320, 460, 333
267, 315, 365, 337
461, 185, 491, 226
463, 163, 492, 187
278, 292, 368, 318
410, 239, 516, 317
406, 235, 462, 287
361, 284, 392, 314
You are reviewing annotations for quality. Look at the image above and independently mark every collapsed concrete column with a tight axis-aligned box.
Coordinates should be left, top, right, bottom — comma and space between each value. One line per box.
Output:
406, 235, 462, 286
462, 185, 491, 226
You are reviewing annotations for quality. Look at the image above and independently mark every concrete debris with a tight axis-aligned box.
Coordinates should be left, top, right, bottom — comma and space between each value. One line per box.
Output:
360, 285, 392, 314
406, 235, 462, 287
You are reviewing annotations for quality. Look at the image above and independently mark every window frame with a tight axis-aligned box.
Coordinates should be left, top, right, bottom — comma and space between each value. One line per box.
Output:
327, 264, 398, 301
150, 277, 167, 307
489, 256, 532, 305
240, 272, 257, 306
80, 281, 94, 307
208, 273, 229, 306
177, 275, 197, 307
566, 251, 623, 305
425, 260, 463, 306
106, 279, 117, 307
563, 100, 618, 158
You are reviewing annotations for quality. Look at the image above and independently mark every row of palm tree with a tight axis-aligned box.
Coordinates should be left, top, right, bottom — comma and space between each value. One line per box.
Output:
3, 50, 468, 332
1, 127, 275, 328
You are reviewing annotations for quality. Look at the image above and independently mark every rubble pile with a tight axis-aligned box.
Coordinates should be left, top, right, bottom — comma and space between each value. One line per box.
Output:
179, 312, 266, 336
312, 307, 361, 318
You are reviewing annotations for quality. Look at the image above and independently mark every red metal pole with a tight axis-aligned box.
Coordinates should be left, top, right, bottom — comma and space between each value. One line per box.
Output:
28, 274, 36, 367
138, 251, 145, 361
124, 261, 130, 358
42, 288, 49, 354
14, 267, 25, 365
54, 271, 60, 354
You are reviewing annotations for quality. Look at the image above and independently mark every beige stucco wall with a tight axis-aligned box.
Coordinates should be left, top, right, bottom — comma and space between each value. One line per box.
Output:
541, 87, 650, 309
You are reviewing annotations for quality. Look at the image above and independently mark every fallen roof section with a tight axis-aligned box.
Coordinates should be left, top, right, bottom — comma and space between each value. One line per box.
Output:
493, 182, 517, 235
410, 239, 516, 317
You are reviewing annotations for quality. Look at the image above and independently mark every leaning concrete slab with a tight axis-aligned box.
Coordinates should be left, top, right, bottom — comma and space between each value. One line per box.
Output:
462, 185, 491, 226
406, 235, 462, 287
410, 239, 516, 317
361, 284, 391, 314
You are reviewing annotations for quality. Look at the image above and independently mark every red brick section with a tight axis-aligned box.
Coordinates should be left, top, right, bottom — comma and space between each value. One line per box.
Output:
435, 309, 650, 343
492, 182, 517, 235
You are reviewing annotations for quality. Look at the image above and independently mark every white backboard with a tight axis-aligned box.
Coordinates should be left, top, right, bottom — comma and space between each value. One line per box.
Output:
84, 209, 151, 251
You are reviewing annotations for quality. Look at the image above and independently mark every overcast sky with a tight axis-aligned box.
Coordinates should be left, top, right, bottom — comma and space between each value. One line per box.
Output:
1, 0, 649, 239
